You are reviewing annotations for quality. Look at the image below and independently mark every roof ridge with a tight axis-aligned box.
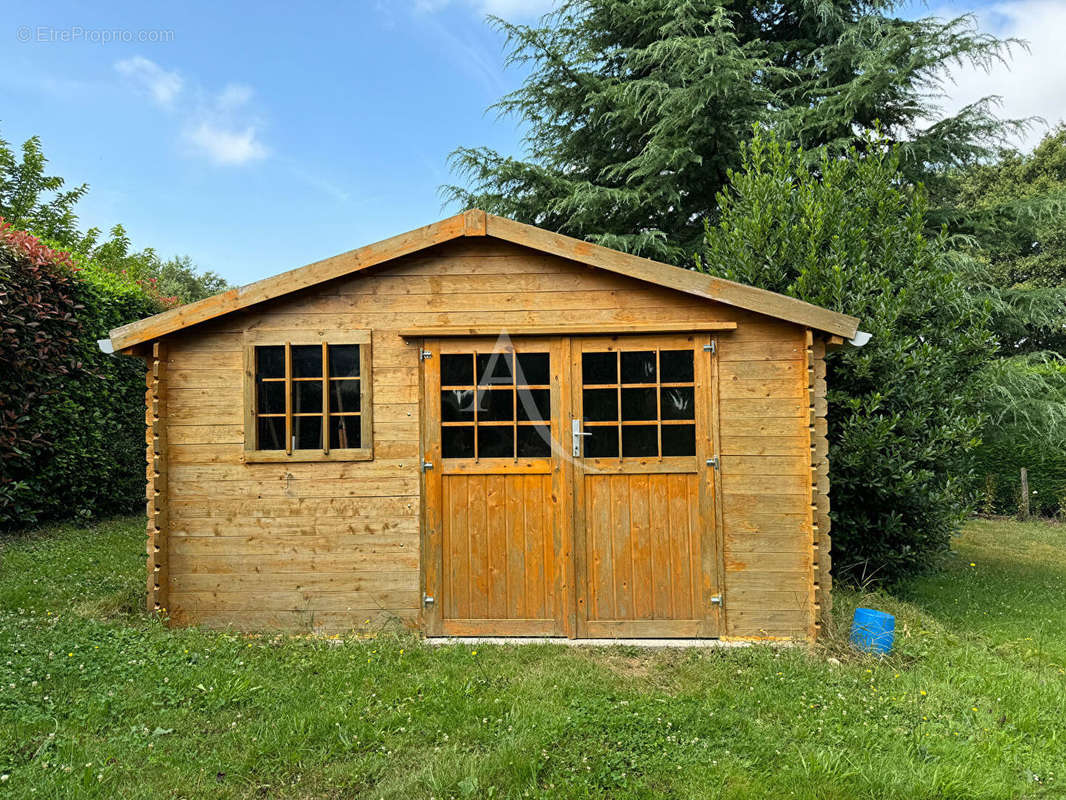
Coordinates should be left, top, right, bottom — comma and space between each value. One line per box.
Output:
108, 209, 859, 351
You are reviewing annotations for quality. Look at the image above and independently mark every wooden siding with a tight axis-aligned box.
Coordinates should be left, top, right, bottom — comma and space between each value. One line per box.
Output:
145, 342, 169, 613
157, 237, 819, 638
810, 334, 832, 630
441, 473, 555, 626
584, 473, 701, 622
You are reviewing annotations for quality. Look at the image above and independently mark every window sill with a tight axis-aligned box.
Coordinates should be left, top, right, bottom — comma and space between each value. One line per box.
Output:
242, 448, 373, 463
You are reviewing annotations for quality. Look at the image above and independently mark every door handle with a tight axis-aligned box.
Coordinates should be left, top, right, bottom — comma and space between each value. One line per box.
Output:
571, 419, 591, 457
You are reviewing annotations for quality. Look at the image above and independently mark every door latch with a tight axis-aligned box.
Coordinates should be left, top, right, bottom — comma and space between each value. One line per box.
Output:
571, 419, 591, 457
706, 456, 719, 470
422, 460, 433, 472
710, 595, 723, 606
423, 594, 435, 607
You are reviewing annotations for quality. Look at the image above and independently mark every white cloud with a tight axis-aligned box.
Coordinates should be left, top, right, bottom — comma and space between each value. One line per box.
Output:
216, 83, 254, 110
931, 0, 1066, 150
181, 82, 269, 165
115, 56, 183, 107
185, 121, 269, 166
115, 58, 268, 166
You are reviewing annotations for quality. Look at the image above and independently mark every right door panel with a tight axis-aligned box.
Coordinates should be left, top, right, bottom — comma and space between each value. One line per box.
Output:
570, 334, 723, 638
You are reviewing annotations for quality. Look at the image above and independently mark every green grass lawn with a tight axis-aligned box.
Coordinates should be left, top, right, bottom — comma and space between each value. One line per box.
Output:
1, 517, 1064, 799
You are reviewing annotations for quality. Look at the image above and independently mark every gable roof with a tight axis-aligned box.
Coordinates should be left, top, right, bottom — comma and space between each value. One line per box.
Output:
108, 209, 859, 351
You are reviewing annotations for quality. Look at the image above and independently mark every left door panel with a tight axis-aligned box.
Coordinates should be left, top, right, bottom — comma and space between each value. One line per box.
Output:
422, 337, 564, 636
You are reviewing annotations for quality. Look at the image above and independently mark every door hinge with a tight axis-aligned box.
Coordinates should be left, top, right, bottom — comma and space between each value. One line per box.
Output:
710, 595, 723, 606
706, 456, 719, 470
423, 594, 435, 607
419, 349, 432, 360
703, 341, 716, 354
421, 460, 433, 472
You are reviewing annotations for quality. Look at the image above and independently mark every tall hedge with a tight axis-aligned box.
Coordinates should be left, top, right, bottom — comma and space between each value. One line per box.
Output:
701, 134, 995, 583
0, 222, 161, 529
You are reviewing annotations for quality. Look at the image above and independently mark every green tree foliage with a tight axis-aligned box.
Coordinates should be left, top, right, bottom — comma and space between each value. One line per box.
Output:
0, 130, 228, 305
700, 133, 994, 581
76, 225, 229, 305
0, 223, 161, 529
0, 134, 86, 245
0, 131, 228, 528
945, 126, 1066, 353
941, 128, 1066, 513
447, 0, 1020, 262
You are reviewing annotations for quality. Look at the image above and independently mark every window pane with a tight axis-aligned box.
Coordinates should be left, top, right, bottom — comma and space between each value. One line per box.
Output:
582, 388, 618, 422
620, 351, 656, 384
584, 426, 619, 458
329, 415, 361, 449
661, 424, 696, 456
515, 353, 550, 385
442, 426, 475, 458
292, 345, 322, 378
257, 380, 285, 414
328, 345, 360, 378
622, 424, 658, 457
441, 353, 473, 386
476, 353, 513, 385
516, 388, 549, 422
660, 349, 694, 383
330, 379, 361, 413
660, 387, 695, 420
441, 389, 476, 422
257, 417, 285, 450
294, 416, 322, 450
582, 352, 617, 384
517, 424, 551, 457
256, 346, 285, 379
477, 388, 513, 422
293, 380, 323, 414
477, 425, 514, 458
621, 387, 657, 421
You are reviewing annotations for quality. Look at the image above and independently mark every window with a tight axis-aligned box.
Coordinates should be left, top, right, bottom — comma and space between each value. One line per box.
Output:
580, 348, 695, 459
440, 350, 552, 460
243, 331, 372, 462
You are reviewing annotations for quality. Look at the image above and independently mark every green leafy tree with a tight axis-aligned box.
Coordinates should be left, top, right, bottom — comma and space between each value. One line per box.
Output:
447, 0, 1021, 262
941, 127, 1066, 514
0, 130, 228, 305
0, 133, 86, 245
945, 126, 1066, 353
700, 132, 994, 582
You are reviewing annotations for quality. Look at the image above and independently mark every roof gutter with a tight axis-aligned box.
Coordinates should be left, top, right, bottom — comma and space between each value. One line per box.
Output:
849, 330, 872, 347
97, 338, 114, 354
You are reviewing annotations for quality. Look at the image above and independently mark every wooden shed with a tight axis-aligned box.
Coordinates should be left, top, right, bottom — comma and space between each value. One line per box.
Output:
107, 210, 859, 641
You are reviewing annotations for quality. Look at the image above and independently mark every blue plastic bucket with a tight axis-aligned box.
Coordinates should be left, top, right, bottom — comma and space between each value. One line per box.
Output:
851, 607, 895, 654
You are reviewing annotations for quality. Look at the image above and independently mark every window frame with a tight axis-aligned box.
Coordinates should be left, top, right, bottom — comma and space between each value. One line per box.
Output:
438, 347, 554, 462
242, 328, 373, 463
577, 342, 698, 461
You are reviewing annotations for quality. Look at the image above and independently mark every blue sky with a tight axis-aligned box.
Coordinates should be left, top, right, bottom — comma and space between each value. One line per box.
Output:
2, 0, 1064, 285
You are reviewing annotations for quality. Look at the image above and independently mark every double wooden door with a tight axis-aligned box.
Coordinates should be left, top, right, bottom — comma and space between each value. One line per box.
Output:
421, 334, 723, 638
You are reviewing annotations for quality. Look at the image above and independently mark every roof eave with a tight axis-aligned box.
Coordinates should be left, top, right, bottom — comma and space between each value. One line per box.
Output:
108, 209, 859, 350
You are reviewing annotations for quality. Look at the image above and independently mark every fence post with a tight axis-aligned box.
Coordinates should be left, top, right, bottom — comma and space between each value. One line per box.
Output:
1019, 467, 1030, 520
